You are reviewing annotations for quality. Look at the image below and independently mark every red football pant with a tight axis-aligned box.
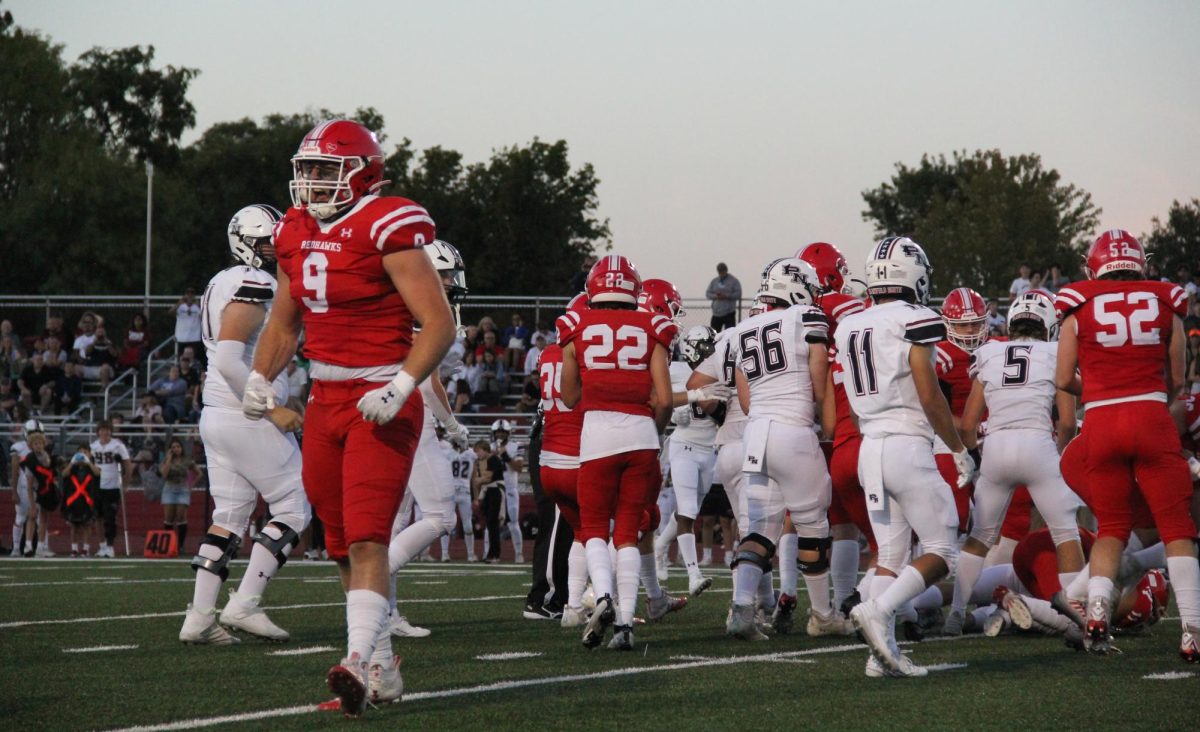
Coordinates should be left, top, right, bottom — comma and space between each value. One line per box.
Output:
1079, 401, 1196, 544
827, 437, 878, 553
1013, 527, 1097, 601
577, 449, 661, 546
999, 485, 1034, 542
541, 466, 581, 534
935, 452, 974, 531
1060, 428, 1155, 530
302, 379, 424, 559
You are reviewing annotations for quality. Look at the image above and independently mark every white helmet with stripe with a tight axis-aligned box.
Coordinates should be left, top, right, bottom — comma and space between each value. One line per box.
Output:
1006, 291, 1059, 340
22, 418, 44, 441
759, 257, 820, 308
865, 237, 933, 305
227, 204, 283, 270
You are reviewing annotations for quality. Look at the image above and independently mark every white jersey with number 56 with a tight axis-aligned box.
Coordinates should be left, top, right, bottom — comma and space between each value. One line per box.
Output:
969, 340, 1057, 433
833, 300, 945, 441
200, 265, 289, 411
731, 304, 829, 427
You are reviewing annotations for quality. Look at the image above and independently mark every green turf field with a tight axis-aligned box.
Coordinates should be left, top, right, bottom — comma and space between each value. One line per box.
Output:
0, 557, 1195, 731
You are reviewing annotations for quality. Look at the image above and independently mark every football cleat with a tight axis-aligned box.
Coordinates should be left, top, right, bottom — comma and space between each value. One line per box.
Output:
218, 591, 289, 642
36, 546, 55, 557
1084, 597, 1112, 655
850, 600, 900, 672
523, 603, 563, 621
727, 602, 769, 641
983, 609, 1011, 638
916, 607, 944, 632
180, 605, 241, 645
772, 594, 797, 634
839, 589, 863, 617
515, 553, 525, 564
646, 592, 688, 621
581, 585, 597, 611
326, 653, 369, 718
993, 586, 1033, 631
608, 624, 634, 651
1180, 627, 1200, 664
368, 657, 404, 705
941, 609, 965, 636
865, 652, 929, 679
390, 615, 431, 638
808, 607, 855, 637
582, 595, 615, 649
1050, 591, 1087, 630
561, 606, 588, 628
688, 576, 713, 597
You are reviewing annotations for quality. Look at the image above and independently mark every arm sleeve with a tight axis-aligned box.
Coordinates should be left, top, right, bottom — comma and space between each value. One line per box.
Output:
799, 307, 829, 344
419, 378, 457, 427
904, 311, 947, 344
214, 340, 250, 400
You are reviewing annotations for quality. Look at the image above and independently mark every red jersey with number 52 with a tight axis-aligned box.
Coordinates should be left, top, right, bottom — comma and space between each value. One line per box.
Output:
274, 195, 435, 368
1055, 280, 1187, 405
538, 344, 583, 461
561, 309, 677, 418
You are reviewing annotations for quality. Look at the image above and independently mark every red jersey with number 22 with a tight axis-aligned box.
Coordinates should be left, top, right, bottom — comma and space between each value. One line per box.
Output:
561, 309, 677, 418
1055, 280, 1187, 405
274, 195, 435, 368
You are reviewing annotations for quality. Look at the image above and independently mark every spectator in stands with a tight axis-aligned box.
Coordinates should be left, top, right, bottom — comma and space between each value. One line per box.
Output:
72, 312, 98, 359
517, 374, 540, 412
473, 349, 507, 408
1009, 263, 1032, 299
475, 330, 505, 362
147, 365, 188, 423
570, 255, 597, 294
524, 334, 546, 375
169, 288, 204, 368
706, 262, 742, 331
502, 313, 530, 372
462, 350, 482, 394
532, 320, 556, 346
177, 355, 202, 420
1186, 270, 1200, 306
1044, 263, 1071, 293
118, 313, 150, 373
985, 299, 1006, 336
78, 324, 117, 387
477, 316, 499, 340
41, 335, 68, 369
0, 320, 18, 350
0, 335, 23, 379
41, 313, 67, 345
133, 394, 164, 430
0, 378, 17, 423
461, 324, 481, 355
54, 361, 83, 415
160, 437, 196, 551
1028, 271, 1044, 292
18, 353, 57, 414
286, 357, 309, 414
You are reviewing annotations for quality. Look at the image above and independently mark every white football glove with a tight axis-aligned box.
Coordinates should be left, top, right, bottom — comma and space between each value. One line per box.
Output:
686, 383, 731, 404
356, 371, 418, 425
1188, 456, 1200, 482
952, 449, 978, 489
672, 405, 693, 427
242, 371, 276, 420
445, 420, 471, 449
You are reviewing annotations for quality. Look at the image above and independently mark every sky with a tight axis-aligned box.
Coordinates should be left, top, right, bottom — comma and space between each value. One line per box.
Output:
10, 0, 1200, 302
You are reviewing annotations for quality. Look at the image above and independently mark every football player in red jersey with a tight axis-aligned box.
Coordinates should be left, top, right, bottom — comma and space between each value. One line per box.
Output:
559, 255, 679, 650
243, 120, 456, 715
1054, 229, 1200, 661
935, 287, 988, 530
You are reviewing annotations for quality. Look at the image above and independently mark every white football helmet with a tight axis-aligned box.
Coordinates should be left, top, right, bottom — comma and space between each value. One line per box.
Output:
759, 257, 820, 308
491, 419, 513, 438
842, 277, 868, 299
680, 325, 717, 368
425, 239, 468, 333
1006, 291, 1059, 340
22, 419, 44, 441
865, 237, 933, 304
227, 204, 283, 270
748, 290, 771, 317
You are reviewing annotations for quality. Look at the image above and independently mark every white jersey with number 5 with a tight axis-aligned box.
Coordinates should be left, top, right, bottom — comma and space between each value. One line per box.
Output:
833, 300, 946, 441
669, 361, 717, 449
731, 304, 829, 426
695, 328, 746, 446
200, 265, 289, 411
969, 340, 1057, 433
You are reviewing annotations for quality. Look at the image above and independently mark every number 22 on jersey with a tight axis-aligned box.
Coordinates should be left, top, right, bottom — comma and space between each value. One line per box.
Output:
581, 324, 648, 370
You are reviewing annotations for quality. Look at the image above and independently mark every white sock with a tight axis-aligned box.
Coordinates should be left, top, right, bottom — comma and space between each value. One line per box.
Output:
677, 532, 701, 581
734, 562, 762, 606
897, 599, 918, 623
71, 543, 79, 552
1166, 555, 1200, 628
757, 569, 776, 611
654, 519, 678, 561
345, 589, 389, 662
778, 533, 798, 597
568, 542, 589, 607
464, 532, 476, 560
640, 551, 663, 599
440, 533, 451, 558
615, 547, 640, 626
869, 573, 895, 610
388, 519, 443, 573
984, 536, 1019, 567
875, 566, 926, 615
1057, 571, 1080, 597
190, 543, 225, 612
1134, 543, 1167, 571
371, 609, 395, 666
585, 538, 614, 599
911, 584, 943, 611
1025, 596, 1073, 632
857, 567, 876, 600
701, 548, 712, 563
510, 522, 524, 557
238, 525, 293, 598
1087, 576, 1115, 609
803, 571, 832, 615
951, 551, 986, 614
10, 525, 19, 548
1066, 564, 1091, 601
830, 540, 859, 608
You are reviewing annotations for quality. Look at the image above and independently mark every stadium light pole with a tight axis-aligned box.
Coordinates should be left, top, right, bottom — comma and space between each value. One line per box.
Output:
145, 161, 153, 316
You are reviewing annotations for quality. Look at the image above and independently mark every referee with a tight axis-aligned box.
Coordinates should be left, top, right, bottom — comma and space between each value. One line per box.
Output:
522, 413, 572, 620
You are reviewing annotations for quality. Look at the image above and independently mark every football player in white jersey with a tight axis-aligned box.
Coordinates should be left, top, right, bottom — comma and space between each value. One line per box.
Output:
182, 204, 311, 645
490, 419, 526, 562
9, 419, 39, 556
654, 325, 720, 596
945, 292, 1085, 634
835, 237, 977, 678
727, 258, 839, 640
442, 435, 478, 562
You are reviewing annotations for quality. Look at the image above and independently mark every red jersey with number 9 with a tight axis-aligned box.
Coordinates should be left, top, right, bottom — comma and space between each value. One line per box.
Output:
274, 195, 435, 368
538, 344, 583, 459
1055, 279, 1187, 405
561, 309, 677, 417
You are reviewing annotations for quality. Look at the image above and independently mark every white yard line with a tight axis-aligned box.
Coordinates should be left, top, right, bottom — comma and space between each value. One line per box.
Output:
1, 568, 528, 588
0, 595, 526, 629
1142, 671, 1195, 680
62, 644, 139, 653
475, 651, 543, 661
108, 640, 955, 732
266, 646, 337, 657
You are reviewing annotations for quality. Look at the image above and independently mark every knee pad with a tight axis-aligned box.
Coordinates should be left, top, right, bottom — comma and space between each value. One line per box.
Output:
191, 532, 242, 581
732, 532, 776, 572
253, 521, 300, 567
796, 535, 832, 574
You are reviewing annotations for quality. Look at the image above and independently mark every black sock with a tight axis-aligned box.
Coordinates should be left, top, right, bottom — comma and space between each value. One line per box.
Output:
176, 523, 188, 549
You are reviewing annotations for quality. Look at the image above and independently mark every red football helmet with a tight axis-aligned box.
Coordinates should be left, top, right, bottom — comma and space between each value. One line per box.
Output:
638, 278, 685, 320
1085, 229, 1146, 279
941, 287, 989, 352
586, 254, 642, 305
290, 119, 387, 219
566, 292, 590, 314
795, 242, 850, 295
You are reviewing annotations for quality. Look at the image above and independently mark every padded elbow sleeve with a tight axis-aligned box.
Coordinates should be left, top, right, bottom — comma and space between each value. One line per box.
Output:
214, 340, 249, 401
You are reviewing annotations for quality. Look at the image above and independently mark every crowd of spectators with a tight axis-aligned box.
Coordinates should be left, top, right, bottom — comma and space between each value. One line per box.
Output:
450, 313, 556, 414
